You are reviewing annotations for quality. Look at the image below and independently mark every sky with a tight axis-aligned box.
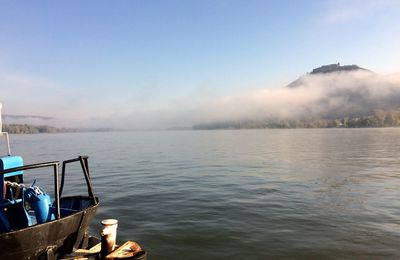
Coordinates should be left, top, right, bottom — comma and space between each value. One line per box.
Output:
0, 0, 400, 129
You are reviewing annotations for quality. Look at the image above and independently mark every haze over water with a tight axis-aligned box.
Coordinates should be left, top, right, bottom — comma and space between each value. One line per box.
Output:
8, 129, 400, 259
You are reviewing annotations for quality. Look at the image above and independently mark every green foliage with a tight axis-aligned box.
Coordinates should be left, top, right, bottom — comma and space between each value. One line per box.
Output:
2, 124, 79, 134
193, 109, 400, 130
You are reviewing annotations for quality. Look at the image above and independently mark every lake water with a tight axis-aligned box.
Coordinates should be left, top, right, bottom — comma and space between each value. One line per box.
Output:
6, 129, 400, 259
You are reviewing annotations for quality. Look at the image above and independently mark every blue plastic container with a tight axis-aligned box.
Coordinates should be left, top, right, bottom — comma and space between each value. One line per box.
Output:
24, 188, 54, 224
0, 156, 24, 177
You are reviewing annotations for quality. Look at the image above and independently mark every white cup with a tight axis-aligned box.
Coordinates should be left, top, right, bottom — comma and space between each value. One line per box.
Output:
101, 219, 118, 254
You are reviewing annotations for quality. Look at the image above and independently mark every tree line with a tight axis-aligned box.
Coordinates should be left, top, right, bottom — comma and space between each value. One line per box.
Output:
2, 124, 79, 134
193, 109, 400, 130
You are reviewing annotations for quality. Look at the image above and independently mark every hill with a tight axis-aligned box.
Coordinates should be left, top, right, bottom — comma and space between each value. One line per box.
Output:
310, 63, 367, 75
193, 64, 400, 129
287, 63, 368, 88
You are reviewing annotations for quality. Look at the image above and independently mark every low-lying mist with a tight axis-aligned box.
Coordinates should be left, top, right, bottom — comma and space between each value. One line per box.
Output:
190, 70, 400, 126
80, 69, 400, 129
4, 69, 400, 130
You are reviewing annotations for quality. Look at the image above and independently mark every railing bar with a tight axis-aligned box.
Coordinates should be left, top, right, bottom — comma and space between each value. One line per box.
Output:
0, 132, 11, 155
84, 157, 91, 178
59, 161, 67, 197
62, 156, 88, 164
54, 164, 61, 219
79, 156, 98, 204
0, 161, 59, 175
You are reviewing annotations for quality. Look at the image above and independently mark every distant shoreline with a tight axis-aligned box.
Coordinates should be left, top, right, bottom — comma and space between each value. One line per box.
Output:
3, 122, 400, 134
192, 111, 400, 130
2, 124, 116, 134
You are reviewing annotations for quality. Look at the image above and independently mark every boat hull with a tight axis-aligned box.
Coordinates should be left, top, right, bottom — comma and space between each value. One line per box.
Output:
0, 203, 98, 259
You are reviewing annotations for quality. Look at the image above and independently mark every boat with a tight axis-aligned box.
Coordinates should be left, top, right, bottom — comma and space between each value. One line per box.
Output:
0, 104, 148, 259
0, 155, 99, 259
0, 104, 101, 259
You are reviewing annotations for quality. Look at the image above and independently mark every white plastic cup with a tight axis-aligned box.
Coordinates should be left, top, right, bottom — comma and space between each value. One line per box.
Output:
101, 219, 118, 255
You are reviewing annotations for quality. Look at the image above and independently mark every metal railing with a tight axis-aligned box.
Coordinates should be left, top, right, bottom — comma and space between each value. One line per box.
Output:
0, 161, 61, 219
60, 156, 98, 204
0, 156, 98, 221
0, 132, 11, 156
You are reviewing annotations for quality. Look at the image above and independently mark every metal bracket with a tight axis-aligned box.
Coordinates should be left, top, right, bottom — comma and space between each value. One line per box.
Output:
0, 132, 11, 156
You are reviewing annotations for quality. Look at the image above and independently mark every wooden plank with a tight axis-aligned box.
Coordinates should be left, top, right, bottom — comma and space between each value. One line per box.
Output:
106, 241, 142, 259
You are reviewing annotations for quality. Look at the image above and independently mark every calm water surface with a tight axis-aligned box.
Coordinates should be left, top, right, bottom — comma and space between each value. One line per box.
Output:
7, 129, 400, 259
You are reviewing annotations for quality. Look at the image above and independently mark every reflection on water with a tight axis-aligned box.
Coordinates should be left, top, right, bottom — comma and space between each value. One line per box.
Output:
9, 128, 400, 259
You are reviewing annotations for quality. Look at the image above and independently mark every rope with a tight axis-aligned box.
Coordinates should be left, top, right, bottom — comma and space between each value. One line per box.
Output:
5, 181, 28, 188
5, 181, 44, 195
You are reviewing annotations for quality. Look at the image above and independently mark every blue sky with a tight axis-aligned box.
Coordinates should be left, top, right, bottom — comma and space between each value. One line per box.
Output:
1, 0, 400, 128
